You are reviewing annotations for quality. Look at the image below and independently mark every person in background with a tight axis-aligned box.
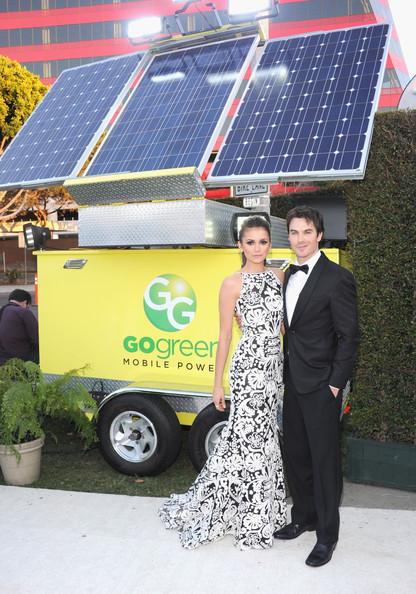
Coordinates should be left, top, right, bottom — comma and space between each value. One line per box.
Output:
0, 289, 39, 365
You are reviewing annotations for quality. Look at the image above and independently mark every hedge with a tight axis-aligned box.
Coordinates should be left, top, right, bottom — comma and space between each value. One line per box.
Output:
343, 111, 415, 444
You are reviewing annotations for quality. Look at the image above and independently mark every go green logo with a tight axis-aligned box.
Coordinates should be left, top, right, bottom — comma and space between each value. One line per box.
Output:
143, 274, 197, 332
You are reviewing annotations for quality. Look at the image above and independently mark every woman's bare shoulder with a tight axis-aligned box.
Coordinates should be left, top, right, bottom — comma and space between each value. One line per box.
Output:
220, 272, 242, 295
222, 271, 242, 289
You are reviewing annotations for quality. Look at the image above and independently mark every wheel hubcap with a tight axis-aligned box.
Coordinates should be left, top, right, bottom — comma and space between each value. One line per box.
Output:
205, 421, 227, 457
110, 410, 157, 463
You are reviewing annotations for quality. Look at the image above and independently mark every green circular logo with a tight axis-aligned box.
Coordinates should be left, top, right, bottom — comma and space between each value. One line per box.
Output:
143, 274, 197, 332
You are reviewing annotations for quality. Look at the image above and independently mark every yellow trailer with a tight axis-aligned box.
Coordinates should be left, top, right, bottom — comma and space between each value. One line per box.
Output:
37, 245, 342, 475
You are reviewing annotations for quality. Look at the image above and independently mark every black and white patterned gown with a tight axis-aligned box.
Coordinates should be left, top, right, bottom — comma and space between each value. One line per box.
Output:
159, 269, 286, 549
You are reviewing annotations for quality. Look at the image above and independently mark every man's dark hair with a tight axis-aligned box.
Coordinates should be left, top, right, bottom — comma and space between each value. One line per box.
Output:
286, 206, 324, 235
8, 289, 32, 305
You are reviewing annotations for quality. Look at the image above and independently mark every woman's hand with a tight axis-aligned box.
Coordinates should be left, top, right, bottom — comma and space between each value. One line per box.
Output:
213, 386, 226, 412
280, 321, 286, 336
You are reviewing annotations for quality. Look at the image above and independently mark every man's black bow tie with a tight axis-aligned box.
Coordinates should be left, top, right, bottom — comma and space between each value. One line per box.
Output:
289, 264, 309, 275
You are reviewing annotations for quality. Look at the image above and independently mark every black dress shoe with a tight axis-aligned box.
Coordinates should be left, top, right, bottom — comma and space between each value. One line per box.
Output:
273, 522, 315, 540
305, 542, 337, 567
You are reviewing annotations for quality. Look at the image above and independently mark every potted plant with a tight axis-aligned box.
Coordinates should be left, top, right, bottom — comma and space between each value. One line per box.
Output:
0, 358, 98, 486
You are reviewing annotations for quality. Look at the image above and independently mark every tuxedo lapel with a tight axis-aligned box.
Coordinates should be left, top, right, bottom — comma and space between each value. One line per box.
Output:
289, 252, 328, 328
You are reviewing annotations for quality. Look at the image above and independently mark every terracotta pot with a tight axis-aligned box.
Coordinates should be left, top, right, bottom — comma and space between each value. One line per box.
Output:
0, 436, 44, 486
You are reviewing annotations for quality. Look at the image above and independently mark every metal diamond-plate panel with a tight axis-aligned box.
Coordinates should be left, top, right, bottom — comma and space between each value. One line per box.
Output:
163, 394, 212, 414
79, 199, 288, 248
45, 374, 211, 413
64, 168, 205, 206
79, 199, 243, 247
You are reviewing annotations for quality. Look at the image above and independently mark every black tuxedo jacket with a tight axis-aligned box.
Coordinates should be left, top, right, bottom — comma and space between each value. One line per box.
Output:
283, 252, 359, 394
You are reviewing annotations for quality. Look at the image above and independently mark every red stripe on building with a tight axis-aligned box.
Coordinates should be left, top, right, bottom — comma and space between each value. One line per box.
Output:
271, 184, 319, 195
206, 188, 231, 199
378, 88, 402, 108
4, 37, 406, 73
0, 39, 148, 62
206, 183, 322, 200
269, 13, 377, 38
386, 53, 408, 75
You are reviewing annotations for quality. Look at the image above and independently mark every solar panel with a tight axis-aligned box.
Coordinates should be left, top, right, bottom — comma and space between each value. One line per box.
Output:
0, 53, 143, 190
86, 36, 258, 177
208, 24, 390, 184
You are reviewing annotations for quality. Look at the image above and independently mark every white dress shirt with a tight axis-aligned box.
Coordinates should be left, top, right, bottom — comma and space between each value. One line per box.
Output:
285, 250, 322, 326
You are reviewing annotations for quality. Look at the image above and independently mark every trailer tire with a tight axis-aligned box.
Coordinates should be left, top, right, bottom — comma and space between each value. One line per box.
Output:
187, 403, 230, 472
98, 393, 182, 476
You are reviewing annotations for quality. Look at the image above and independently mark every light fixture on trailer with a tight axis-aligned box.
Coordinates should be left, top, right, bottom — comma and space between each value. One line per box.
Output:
23, 224, 51, 250
228, 0, 279, 23
172, 1, 223, 34
127, 16, 165, 43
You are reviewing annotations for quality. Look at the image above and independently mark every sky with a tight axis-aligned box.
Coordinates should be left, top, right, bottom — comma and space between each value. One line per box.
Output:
389, 0, 416, 77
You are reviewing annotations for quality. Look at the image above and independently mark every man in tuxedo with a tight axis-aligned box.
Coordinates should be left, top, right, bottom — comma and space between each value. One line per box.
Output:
274, 206, 359, 567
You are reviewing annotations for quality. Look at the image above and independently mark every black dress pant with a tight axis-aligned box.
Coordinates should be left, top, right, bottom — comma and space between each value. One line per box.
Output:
283, 375, 343, 544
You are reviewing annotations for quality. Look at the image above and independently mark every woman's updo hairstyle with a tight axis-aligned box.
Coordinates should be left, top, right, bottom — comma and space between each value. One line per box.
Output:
238, 216, 271, 267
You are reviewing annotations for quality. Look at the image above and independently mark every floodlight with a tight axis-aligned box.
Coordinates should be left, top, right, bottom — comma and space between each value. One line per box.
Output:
231, 212, 271, 242
23, 224, 51, 250
228, 0, 279, 22
173, 1, 223, 34
127, 16, 163, 40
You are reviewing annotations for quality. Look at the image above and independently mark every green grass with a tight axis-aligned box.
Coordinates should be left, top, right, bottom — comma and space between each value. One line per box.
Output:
0, 418, 197, 497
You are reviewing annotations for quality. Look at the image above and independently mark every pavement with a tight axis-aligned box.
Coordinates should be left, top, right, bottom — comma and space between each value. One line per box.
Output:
1, 482, 415, 594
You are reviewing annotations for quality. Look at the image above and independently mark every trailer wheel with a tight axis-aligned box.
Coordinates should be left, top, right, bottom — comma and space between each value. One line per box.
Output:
98, 393, 181, 476
187, 403, 230, 472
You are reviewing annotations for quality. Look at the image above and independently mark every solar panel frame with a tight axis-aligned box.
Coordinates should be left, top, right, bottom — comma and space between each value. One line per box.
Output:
0, 52, 145, 191
207, 24, 391, 185
85, 35, 259, 178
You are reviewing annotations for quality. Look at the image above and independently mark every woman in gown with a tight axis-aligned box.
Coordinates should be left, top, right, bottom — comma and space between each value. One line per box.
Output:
159, 216, 286, 549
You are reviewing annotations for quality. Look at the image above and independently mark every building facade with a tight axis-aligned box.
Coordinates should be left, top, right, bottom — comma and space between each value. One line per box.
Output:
0, 0, 409, 110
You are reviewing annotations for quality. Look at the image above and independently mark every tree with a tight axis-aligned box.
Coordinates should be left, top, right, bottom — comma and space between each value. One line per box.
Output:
0, 186, 76, 223
0, 57, 75, 223
0, 55, 47, 154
